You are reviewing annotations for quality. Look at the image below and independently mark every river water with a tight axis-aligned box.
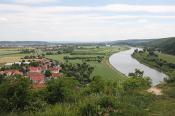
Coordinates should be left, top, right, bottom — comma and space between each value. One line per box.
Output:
109, 48, 167, 86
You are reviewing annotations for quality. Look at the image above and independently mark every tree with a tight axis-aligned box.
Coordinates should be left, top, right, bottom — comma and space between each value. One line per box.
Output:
61, 63, 94, 84
89, 76, 105, 93
29, 61, 39, 67
45, 78, 77, 104
128, 69, 144, 77
0, 78, 31, 112
44, 70, 52, 77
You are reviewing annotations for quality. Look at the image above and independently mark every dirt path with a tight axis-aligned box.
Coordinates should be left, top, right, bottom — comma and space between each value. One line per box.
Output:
147, 87, 163, 95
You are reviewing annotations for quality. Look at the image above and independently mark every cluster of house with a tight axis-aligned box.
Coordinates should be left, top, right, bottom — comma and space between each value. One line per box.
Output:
0, 58, 62, 88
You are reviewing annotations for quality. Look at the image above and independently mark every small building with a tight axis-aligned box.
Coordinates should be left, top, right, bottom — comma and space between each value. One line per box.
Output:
28, 72, 45, 84
23, 62, 30, 65
5, 63, 13, 67
3, 70, 23, 76
49, 67, 62, 73
28, 67, 42, 73
106, 44, 111, 47
14, 62, 21, 65
52, 73, 62, 78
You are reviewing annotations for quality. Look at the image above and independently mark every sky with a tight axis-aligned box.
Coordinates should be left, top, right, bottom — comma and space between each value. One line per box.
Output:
0, 0, 175, 42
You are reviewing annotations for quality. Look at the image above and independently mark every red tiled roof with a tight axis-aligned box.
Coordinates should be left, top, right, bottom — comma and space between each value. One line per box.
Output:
52, 73, 62, 77
13, 70, 23, 75
41, 65, 48, 70
28, 67, 42, 72
28, 72, 45, 81
0, 71, 4, 74
3, 70, 22, 75
49, 67, 62, 71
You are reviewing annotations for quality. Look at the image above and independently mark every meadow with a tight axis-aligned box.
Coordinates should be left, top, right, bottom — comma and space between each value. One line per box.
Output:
158, 53, 175, 64
46, 46, 128, 81
0, 49, 21, 66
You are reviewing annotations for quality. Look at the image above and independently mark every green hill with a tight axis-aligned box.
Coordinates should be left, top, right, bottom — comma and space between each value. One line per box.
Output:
146, 37, 175, 55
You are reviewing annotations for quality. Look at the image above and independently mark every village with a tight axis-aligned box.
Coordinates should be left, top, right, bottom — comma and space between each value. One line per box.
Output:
0, 55, 62, 88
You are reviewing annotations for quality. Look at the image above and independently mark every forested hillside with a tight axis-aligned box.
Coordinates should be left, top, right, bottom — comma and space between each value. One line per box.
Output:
145, 37, 175, 55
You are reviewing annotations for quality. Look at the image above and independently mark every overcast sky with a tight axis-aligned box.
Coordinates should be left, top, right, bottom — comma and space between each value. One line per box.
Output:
0, 0, 175, 42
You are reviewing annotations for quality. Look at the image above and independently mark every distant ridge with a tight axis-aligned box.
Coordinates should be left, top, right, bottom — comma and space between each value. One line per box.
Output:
107, 39, 154, 46
145, 37, 175, 55
0, 41, 49, 46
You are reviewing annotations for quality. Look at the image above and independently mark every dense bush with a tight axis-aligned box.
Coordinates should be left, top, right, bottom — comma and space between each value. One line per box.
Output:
45, 78, 78, 104
0, 78, 31, 112
79, 102, 99, 116
61, 63, 94, 84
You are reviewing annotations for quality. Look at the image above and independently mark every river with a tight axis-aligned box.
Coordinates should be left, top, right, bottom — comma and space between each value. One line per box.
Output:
109, 48, 167, 86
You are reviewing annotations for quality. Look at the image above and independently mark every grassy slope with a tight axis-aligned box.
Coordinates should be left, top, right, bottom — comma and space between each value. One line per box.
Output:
133, 52, 175, 116
148, 83, 175, 116
158, 53, 175, 64
145, 37, 175, 55
46, 46, 128, 81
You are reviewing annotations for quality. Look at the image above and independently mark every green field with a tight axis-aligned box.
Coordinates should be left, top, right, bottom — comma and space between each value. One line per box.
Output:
46, 46, 128, 81
158, 53, 175, 64
0, 49, 32, 66
0, 49, 20, 57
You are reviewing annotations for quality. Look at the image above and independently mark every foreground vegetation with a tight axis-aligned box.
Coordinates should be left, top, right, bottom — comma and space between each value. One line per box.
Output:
132, 48, 175, 116
1, 68, 157, 116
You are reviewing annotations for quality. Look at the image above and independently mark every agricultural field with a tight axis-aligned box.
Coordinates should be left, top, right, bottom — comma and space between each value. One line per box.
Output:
46, 46, 128, 81
0, 48, 20, 56
0, 48, 31, 66
158, 53, 175, 64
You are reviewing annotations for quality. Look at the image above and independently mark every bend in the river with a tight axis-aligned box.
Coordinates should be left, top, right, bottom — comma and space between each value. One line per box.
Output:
109, 48, 167, 86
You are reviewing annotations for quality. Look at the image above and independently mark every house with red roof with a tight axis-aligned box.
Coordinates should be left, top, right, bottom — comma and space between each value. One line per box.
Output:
28, 67, 42, 73
52, 73, 62, 78
3, 70, 23, 76
49, 67, 62, 73
28, 72, 45, 84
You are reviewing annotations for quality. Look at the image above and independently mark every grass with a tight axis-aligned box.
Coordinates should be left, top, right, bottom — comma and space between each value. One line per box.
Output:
132, 51, 175, 115
158, 53, 175, 64
0, 48, 31, 66
46, 46, 128, 81
0, 49, 20, 57
148, 83, 175, 116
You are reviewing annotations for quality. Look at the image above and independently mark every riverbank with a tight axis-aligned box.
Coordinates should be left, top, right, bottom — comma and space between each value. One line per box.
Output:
132, 50, 175, 115
109, 48, 166, 86
132, 51, 175, 83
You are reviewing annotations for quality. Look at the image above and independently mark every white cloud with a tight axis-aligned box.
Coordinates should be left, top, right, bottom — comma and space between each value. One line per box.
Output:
0, 17, 8, 22
31, 4, 175, 13
1, 4, 175, 14
0, 3, 175, 41
100, 4, 175, 13
15, 0, 58, 4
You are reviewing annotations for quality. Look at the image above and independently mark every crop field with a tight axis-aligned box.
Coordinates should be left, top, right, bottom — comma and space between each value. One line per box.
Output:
46, 46, 128, 81
158, 53, 175, 64
0, 49, 20, 57
0, 49, 31, 66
